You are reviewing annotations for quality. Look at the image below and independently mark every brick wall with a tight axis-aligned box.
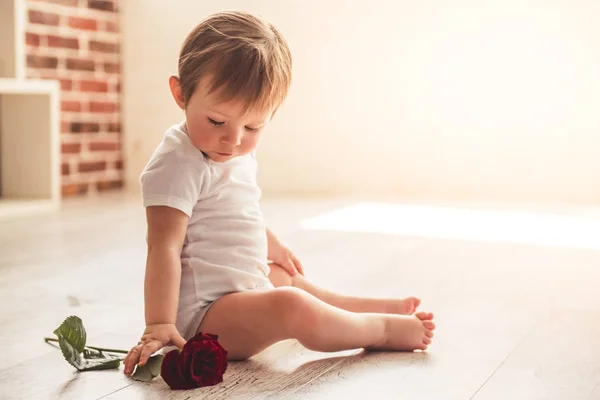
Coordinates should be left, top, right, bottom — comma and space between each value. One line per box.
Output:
24, 0, 122, 197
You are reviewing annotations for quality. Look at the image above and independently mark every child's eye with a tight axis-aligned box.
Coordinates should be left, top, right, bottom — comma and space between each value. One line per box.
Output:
245, 126, 259, 132
208, 117, 224, 126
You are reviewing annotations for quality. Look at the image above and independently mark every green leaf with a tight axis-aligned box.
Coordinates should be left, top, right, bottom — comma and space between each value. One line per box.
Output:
54, 316, 86, 352
53, 316, 87, 369
131, 354, 164, 382
49, 316, 123, 371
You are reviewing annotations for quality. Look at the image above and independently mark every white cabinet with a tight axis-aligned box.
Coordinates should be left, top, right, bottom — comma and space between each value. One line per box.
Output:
0, 0, 60, 219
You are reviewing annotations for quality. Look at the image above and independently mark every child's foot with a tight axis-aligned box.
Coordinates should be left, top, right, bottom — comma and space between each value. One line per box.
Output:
367, 311, 435, 351
384, 297, 421, 315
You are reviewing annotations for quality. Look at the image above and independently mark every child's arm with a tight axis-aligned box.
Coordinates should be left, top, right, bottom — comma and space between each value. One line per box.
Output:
123, 206, 188, 375
144, 205, 187, 325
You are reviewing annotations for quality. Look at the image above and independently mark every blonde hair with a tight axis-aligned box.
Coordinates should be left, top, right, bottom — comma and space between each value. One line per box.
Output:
178, 11, 292, 114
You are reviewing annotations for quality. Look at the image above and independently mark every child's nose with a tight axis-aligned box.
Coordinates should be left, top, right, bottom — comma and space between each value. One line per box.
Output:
220, 130, 242, 146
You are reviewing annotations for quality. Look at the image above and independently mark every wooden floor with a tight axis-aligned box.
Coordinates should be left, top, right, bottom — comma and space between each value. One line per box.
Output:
1, 192, 600, 400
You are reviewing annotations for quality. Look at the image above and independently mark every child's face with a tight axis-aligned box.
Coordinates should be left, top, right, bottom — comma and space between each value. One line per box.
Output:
170, 76, 272, 163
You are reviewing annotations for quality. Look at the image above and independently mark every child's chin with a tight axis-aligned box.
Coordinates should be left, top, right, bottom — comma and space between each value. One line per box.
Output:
209, 153, 235, 162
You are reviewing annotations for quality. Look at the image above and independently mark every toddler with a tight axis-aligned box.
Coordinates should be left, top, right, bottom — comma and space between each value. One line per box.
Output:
124, 11, 435, 375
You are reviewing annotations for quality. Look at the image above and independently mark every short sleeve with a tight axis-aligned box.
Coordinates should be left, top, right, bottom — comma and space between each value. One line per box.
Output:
140, 153, 207, 218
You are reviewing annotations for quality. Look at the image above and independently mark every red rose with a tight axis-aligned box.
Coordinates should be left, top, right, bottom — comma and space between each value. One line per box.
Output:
161, 332, 228, 390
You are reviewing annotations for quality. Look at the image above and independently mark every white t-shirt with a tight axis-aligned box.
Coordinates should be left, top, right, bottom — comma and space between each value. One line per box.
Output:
140, 121, 273, 338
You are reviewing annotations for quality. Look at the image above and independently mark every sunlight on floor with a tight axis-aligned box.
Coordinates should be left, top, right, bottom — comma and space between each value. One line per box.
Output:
300, 203, 600, 250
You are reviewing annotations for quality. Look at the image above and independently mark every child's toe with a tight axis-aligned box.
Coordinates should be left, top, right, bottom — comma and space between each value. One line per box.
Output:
412, 298, 421, 309
415, 311, 434, 321
423, 320, 436, 330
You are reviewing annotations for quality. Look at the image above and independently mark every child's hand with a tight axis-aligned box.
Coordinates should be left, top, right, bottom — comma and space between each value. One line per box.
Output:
123, 323, 186, 375
268, 241, 304, 276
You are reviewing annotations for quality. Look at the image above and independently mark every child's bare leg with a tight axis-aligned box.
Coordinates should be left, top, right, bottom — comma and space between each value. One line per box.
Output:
197, 286, 435, 360
268, 263, 420, 315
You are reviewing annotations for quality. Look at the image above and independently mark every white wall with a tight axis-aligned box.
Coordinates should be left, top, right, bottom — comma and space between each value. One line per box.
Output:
122, 0, 600, 204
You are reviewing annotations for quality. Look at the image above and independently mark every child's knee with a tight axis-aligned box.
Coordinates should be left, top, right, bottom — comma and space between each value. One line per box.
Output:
267, 263, 293, 287
269, 287, 319, 330
269, 287, 307, 312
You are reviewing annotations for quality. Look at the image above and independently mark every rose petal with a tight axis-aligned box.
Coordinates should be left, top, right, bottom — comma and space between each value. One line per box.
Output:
160, 350, 196, 390
191, 353, 220, 384
180, 345, 196, 373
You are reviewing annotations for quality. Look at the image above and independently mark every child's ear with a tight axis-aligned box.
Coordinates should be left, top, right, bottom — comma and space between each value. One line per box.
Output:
169, 76, 186, 110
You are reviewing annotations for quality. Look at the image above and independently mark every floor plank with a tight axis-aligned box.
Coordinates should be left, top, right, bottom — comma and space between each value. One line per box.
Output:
471, 310, 600, 400
102, 342, 361, 400
0, 350, 133, 400
287, 307, 540, 400
1, 193, 599, 399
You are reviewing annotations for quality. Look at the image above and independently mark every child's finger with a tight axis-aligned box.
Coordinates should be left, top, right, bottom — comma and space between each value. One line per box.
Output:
284, 258, 298, 276
292, 255, 304, 276
276, 259, 296, 276
124, 346, 140, 370
124, 345, 142, 375
138, 341, 161, 366
172, 334, 187, 350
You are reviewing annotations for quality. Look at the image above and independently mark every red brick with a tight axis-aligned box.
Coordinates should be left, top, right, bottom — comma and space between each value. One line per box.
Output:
62, 143, 81, 153
79, 161, 107, 172
66, 58, 95, 71
62, 183, 89, 197
96, 179, 123, 191
107, 122, 120, 133
62, 163, 70, 176
71, 122, 100, 133
61, 101, 81, 112
30, 0, 78, 6
27, 55, 58, 69
47, 35, 79, 50
29, 10, 60, 26
89, 101, 118, 113
89, 141, 119, 151
103, 62, 120, 74
105, 21, 118, 33
61, 121, 71, 133
26, 33, 40, 46
88, 0, 115, 12
89, 40, 119, 53
59, 79, 72, 91
80, 80, 108, 92
68, 16, 97, 31
39, 73, 73, 91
